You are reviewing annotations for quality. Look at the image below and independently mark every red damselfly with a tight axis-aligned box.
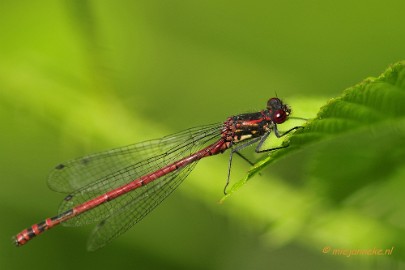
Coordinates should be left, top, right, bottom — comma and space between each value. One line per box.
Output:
14, 97, 302, 251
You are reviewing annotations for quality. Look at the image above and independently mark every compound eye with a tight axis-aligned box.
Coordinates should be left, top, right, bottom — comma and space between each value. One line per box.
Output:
273, 109, 287, 124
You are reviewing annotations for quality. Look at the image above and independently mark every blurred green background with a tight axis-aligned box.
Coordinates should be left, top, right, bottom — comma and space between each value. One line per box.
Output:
1, 1, 404, 269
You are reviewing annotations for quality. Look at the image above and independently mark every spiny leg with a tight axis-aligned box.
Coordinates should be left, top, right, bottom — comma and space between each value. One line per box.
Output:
274, 125, 304, 138
256, 125, 304, 153
234, 151, 255, 166
223, 137, 262, 195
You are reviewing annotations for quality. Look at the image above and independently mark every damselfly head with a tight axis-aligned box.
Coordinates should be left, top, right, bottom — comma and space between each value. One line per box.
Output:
266, 97, 291, 124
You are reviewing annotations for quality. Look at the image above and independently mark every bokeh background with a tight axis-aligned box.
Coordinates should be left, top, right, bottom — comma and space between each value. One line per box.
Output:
1, 1, 404, 269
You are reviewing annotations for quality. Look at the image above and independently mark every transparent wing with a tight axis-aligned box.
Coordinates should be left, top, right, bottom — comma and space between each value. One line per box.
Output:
86, 161, 197, 251
48, 123, 222, 193
55, 123, 222, 226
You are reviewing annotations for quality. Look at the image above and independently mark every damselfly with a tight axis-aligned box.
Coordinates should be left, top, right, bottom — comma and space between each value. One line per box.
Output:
14, 97, 302, 251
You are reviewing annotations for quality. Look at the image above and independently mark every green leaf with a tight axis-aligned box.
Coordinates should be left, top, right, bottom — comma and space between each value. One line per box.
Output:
223, 61, 405, 201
